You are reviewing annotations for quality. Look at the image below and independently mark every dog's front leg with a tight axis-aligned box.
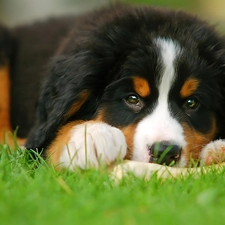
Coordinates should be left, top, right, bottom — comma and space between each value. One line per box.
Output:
46, 121, 127, 170
200, 139, 225, 165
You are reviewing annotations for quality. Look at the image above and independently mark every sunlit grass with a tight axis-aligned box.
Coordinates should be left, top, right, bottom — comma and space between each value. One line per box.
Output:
122, 0, 196, 10
0, 144, 225, 225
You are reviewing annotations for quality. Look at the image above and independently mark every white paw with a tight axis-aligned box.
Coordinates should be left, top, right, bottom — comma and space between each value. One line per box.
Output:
59, 122, 127, 169
200, 139, 225, 165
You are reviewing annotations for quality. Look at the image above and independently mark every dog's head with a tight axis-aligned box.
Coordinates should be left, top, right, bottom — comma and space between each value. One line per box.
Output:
26, 5, 225, 166
95, 36, 225, 166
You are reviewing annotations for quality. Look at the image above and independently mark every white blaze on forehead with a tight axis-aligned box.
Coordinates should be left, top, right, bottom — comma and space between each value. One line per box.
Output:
132, 38, 186, 163
156, 38, 177, 97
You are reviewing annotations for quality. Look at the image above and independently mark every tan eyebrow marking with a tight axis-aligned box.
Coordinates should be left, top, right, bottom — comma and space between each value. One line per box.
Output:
180, 78, 199, 98
132, 76, 151, 98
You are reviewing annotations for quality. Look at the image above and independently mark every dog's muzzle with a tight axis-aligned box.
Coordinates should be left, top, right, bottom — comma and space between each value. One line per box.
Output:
148, 141, 181, 166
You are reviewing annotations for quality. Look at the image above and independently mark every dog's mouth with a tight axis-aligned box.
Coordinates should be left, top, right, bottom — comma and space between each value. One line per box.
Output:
147, 141, 182, 166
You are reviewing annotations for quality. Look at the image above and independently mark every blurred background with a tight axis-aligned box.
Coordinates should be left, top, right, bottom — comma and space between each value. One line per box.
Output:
0, 0, 225, 32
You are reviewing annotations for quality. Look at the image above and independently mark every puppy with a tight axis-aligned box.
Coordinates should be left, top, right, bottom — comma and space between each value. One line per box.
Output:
1, 4, 225, 170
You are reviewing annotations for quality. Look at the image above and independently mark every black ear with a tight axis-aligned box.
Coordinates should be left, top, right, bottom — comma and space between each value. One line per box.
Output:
25, 51, 116, 152
199, 32, 225, 137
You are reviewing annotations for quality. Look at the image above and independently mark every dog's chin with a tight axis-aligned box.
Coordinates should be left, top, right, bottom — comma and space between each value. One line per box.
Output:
173, 157, 188, 168
148, 158, 185, 168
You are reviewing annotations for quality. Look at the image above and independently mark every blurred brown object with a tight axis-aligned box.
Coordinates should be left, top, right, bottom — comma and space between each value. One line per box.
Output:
198, 0, 225, 22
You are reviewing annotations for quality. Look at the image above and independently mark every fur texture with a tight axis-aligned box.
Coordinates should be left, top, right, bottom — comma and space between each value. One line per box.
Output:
1, 4, 225, 169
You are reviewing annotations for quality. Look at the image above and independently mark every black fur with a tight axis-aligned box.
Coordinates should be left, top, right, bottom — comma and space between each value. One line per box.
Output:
25, 5, 225, 152
0, 25, 17, 65
10, 16, 79, 137
1, 4, 225, 155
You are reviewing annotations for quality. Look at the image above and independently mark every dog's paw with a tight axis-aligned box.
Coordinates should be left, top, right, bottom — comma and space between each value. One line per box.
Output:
58, 122, 127, 169
200, 139, 225, 165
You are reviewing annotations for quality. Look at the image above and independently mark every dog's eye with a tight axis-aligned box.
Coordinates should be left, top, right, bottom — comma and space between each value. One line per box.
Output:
184, 97, 199, 110
126, 95, 139, 105
125, 94, 143, 113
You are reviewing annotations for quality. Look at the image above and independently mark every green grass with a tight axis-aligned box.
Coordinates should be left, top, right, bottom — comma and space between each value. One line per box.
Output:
1, 144, 225, 225
122, 0, 197, 11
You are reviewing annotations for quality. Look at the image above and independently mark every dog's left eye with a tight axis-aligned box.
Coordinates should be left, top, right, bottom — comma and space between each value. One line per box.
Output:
125, 94, 143, 113
184, 97, 199, 110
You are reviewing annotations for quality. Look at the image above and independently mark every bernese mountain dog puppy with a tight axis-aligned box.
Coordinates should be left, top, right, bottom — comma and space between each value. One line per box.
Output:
1, 4, 225, 170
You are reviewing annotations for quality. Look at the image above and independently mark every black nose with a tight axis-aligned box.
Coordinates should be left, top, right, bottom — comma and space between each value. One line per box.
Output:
148, 141, 181, 166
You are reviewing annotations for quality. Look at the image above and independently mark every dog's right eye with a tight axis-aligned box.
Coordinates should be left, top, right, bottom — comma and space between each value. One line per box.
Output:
126, 94, 139, 104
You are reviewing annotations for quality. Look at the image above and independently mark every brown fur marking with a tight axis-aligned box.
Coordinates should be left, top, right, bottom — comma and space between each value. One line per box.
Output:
94, 109, 105, 122
132, 76, 150, 98
64, 90, 91, 120
182, 119, 217, 165
120, 124, 137, 160
0, 63, 11, 135
47, 120, 84, 166
0, 63, 26, 146
180, 78, 199, 98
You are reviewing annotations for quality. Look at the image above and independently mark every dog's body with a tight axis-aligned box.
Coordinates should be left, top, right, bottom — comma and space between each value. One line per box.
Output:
1, 4, 225, 169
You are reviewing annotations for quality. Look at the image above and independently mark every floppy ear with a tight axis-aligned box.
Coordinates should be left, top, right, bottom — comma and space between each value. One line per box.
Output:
200, 33, 225, 137
25, 51, 116, 152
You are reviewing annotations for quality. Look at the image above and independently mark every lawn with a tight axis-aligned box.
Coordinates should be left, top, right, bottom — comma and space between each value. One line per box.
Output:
123, 0, 196, 10
0, 144, 225, 225
1, 1, 225, 224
